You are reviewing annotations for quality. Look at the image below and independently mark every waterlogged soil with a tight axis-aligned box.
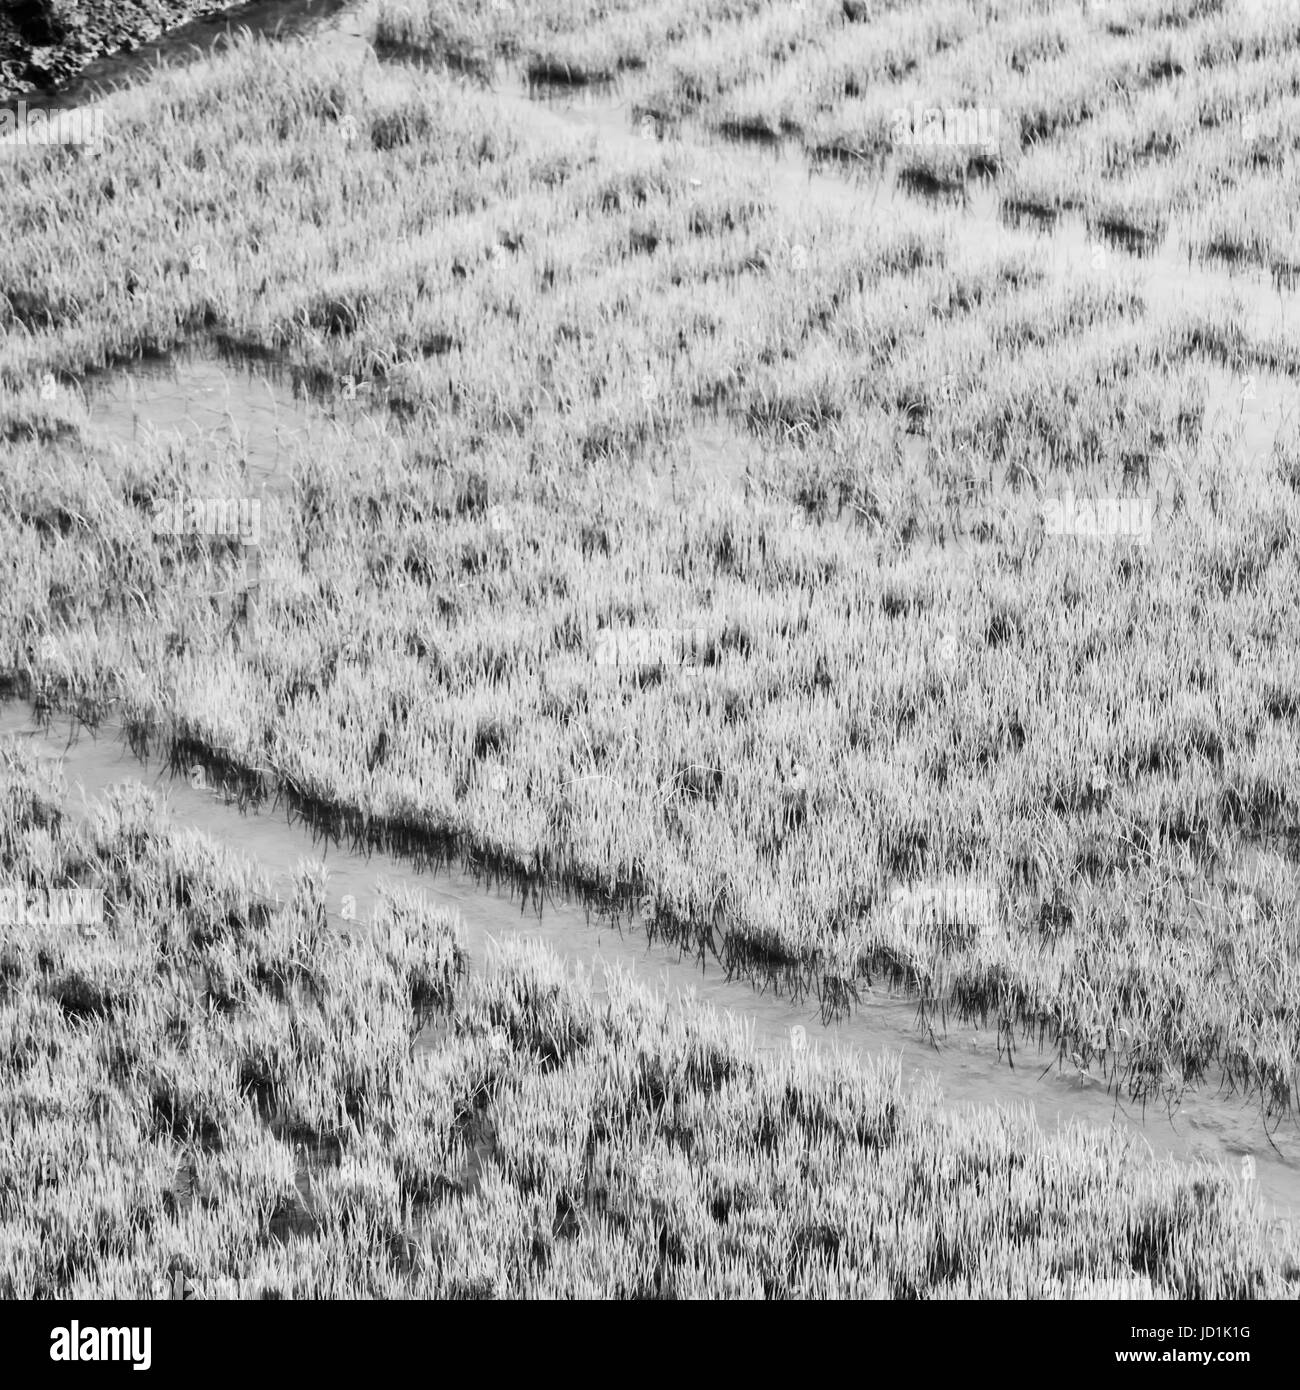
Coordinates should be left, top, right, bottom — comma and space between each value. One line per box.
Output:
83, 341, 393, 496
1197, 362, 1299, 465
82, 336, 768, 512
3, 700, 1298, 1228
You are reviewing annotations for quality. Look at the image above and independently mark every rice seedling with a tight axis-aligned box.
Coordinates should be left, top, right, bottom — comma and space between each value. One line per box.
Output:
3, 0, 1300, 1300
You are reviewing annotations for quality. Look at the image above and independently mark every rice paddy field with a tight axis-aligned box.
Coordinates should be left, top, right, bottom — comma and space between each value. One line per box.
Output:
3, 0, 1300, 1307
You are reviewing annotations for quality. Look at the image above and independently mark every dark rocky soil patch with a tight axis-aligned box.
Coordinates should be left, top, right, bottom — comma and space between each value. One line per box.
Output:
1, 0, 246, 100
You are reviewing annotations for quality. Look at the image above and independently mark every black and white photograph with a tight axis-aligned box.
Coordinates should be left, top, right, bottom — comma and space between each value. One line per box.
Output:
0, 0, 1297, 1350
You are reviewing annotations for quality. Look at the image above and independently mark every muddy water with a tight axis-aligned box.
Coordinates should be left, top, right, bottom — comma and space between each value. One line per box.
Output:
80, 337, 768, 513
3, 701, 1297, 1226
83, 342, 393, 494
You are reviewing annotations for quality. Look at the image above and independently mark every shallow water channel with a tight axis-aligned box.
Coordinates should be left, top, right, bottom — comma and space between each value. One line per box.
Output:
3, 700, 1298, 1229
